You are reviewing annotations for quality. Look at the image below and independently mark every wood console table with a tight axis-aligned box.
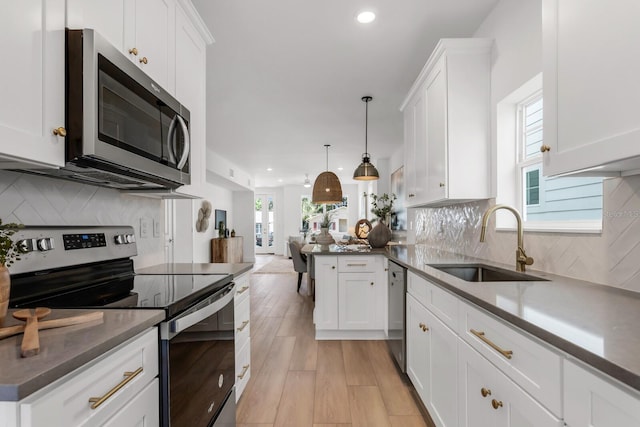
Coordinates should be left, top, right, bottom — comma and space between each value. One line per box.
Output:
211, 237, 243, 263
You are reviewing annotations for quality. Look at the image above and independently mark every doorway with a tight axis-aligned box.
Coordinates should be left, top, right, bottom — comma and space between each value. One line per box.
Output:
255, 194, 275, 254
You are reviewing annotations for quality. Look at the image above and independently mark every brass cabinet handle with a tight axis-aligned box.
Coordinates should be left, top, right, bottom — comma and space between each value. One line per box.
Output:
347, 263, 367, 267
470, 329, 513, 360
481, 387, 492, 397
237, 364, 250, 380
128, 47, 138, 55
52, 127, 66, 137
236, 320, 249, 332
418, 322, 428, 332
491, 399, 503, 410
89, 367, 143, 409
540, 144, 551, 153
139, 57, 148, 64
236, 286, 249, 295
408, 193, 415, 198
439, 182, 445, 187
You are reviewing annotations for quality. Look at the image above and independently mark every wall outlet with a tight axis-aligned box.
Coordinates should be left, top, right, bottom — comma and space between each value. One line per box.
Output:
153, 219, 161, 238
140, 217, 150, 239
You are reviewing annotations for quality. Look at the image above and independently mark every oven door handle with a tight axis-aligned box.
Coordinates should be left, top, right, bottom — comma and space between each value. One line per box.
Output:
169, 283, 235, 334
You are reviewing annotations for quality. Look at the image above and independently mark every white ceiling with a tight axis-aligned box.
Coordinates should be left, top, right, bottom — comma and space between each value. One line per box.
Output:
192, 0, 499, 188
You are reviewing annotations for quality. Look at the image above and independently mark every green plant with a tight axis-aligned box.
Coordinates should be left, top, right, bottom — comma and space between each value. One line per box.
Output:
369, 193, 397, 221
0, 220, 24, 267
320, 211, 334, 228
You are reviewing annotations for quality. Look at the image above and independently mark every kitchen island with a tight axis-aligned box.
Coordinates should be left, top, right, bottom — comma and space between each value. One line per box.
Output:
306, 243, 640, 425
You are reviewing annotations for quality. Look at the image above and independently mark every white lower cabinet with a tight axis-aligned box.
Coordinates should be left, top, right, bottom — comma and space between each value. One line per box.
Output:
313, 255, 387, 338
564, 359, 640, 427
234, 272, 251, 402
458, 340, 561, 427
406, 293, 458, 427
18, 328, 159, 427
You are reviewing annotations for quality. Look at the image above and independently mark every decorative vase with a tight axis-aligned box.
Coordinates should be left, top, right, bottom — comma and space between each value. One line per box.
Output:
0, 265, 9, 326
368, 218, 392, 248
315, 227, 335, 245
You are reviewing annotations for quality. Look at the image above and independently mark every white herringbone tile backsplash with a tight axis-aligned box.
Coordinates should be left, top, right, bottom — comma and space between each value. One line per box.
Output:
415, 175, 640, 292
0, 170, 165, 268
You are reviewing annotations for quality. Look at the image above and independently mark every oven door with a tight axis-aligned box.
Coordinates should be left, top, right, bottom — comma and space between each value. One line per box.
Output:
161, 283, 236, 427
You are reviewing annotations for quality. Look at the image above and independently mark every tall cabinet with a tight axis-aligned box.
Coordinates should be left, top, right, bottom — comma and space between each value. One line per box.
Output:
401, 39, 491, 207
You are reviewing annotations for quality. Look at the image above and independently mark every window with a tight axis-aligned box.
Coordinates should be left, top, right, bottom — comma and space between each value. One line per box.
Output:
516, 93, 603, 227
300, 196, 348, 233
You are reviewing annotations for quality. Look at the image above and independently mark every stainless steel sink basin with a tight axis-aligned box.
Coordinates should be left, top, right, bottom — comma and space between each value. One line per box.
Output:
427, 264, 549, 282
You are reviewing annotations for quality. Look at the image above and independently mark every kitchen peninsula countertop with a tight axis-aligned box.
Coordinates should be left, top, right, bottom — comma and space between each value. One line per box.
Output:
306, 243, 640, 393
135, 262, 253, 277
0, 308, 164, 401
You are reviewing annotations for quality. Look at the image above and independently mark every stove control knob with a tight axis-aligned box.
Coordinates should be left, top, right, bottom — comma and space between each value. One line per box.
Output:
125, 234, 135, 244
17, 239, 36, 253
37, 238, 54, 251
114, 235, 126, 245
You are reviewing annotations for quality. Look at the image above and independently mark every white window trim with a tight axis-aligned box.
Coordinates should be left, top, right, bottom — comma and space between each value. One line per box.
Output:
495, 74, 602, 233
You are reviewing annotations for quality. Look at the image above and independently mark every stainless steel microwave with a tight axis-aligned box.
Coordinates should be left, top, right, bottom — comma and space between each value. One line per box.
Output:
23, 29, 191, 190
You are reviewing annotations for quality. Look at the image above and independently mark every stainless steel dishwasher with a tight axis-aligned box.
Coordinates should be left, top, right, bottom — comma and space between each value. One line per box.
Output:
387, 261, 407, 372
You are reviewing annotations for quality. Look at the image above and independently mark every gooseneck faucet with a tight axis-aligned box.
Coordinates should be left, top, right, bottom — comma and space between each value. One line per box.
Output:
480, 204, 534, 272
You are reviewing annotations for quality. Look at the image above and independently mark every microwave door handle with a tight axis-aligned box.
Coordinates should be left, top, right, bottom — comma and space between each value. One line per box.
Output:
175, 115, 190, 170
167, 115, 178, 163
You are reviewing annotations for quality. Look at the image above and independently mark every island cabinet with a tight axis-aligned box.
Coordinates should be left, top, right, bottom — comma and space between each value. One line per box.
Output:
313, 255, 387, 339
401, 38, 491, 207
233, 272, 251, 402
564, 359, 640, 426
542, 0, 640, 176
0, 327, 159, 427
0, 0, 66, 170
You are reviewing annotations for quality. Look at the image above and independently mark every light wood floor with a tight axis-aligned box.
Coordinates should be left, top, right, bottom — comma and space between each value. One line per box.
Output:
237, 255, 434, 427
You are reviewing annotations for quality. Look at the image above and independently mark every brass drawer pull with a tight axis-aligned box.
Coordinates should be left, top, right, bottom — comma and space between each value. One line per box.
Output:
89, 367, 143, 409
52, 127, 66, 137
419, 322, 429, 332
237, 320, 249, 332
128, 47, 138, 56
481, 387, 491, 397
346, 263, 367, 267
492, 399, 503, 410
237, 364, 250, 380
470, 329, 513, 360
236, 286, 249, 295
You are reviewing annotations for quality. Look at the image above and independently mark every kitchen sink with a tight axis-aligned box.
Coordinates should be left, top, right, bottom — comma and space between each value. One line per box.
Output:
427, 264, 549, 282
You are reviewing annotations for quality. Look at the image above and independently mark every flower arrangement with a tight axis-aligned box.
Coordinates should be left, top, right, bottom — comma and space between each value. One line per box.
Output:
368, 192, 397, 222
0, 220, 24, 267
320, 211, 334, 228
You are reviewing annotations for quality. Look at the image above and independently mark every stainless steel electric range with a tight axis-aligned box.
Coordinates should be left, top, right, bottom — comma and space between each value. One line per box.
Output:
8, 226, 236, 427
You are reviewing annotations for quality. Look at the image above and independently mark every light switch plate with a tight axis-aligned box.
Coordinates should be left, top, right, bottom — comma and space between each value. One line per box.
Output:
153, 219, 161, 238
140, 217, 149, 239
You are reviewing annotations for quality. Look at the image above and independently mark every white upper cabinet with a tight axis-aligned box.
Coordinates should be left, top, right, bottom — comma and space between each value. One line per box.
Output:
542, 0, 640, 176
0, 0, 66, 169
401, 38, 491, 207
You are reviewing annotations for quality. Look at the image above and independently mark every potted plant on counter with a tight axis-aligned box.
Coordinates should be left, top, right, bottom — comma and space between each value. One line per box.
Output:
0, 220, 24, 325
367, 193, 396, 248
316, 210, 335, 245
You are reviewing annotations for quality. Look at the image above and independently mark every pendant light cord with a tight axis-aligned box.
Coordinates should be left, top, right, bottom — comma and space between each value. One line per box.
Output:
365, 99, 368, 155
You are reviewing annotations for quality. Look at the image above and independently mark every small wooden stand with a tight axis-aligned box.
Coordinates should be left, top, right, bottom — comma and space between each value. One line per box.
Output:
211, 237, 243, 263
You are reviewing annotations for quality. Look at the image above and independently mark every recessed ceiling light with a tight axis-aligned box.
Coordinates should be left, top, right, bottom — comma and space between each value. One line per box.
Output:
267, 168, 273, 172
337, 167, 344, 171
356, 11, 376, 24
278, 179, 283, 183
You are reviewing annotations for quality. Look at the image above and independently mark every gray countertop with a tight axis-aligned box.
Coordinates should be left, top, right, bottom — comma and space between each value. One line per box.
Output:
306, 243, 640, 392
135, 262, 253, 277
0, 308, 165, 401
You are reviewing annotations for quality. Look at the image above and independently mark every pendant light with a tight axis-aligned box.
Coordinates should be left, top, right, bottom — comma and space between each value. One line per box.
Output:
303, 173, 311, 188
312, 145, 343, 204
353, 96, 379, 181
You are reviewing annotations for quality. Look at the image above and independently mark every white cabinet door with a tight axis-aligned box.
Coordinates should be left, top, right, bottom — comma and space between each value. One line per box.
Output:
542, 0, 640, 176
66, 0, 126, 50
458, 340, 561, 427
0, 0, 65, 169
338, 272, 377, 330
564, 359, 640, 427
406, 294, 430, 403
425, 57, 448, 202
314, 256, 338, 330
101, 379, 159, 427
124, 0, 175, 89
404, 82, 428, 207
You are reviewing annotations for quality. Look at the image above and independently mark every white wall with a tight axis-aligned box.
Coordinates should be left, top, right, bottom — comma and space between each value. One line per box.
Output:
233, 190, 255, 262
191, 183, 234, 263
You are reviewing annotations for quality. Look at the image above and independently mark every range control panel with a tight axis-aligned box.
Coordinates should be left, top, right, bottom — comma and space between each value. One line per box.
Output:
63, 233, 107, 250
